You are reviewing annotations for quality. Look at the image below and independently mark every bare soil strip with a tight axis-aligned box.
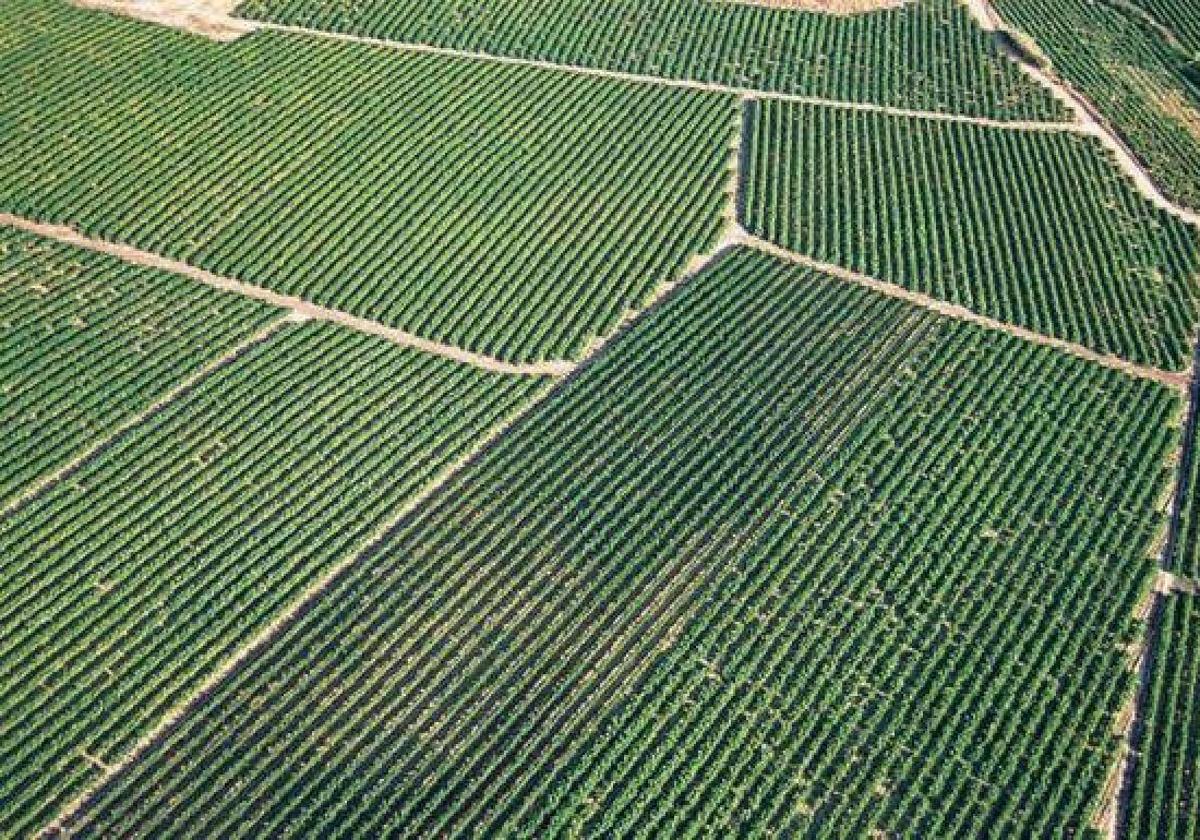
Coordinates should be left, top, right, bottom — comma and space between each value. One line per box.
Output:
2, 315, 292, 518
734, 228, 1190, 390
71, 0, 253, 40
0, 215, 570, 378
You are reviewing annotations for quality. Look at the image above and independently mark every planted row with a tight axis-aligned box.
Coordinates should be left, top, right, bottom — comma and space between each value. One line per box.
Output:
0, 321, 544, 836
995, 0, 1200, 209
0, 0, 735, 363
64, 248, 1178, 838
236, 0, 1064, 120
0, 226, 277, 506
742, 100, 1200, 369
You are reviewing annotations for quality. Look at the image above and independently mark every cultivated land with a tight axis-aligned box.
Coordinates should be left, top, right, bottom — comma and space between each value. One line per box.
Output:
56, 248, 1181, 838
234, 0, 1064, 120
0, 227, 277, 507
993, 0, 1200, 210
0, 0, 735, 363
742, 100, 1200, 369
0, 322, 545, 836
3, 0, 1200, 837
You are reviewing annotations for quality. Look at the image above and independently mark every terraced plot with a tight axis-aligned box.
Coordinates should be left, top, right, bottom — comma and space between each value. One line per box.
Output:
61, 248, 1179, 838
1126, 593, 1200, 840
235, 0, 1064, 121
742, 100, 1200, 369
995, 0, 1200, 209
0, 226, 277, 507
0, 0, 735, 363
0, 322, 544, 836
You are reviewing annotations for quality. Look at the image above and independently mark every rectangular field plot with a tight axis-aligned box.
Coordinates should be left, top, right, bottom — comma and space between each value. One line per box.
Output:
1126, 593, 1200, 840
236, 0, 1064, 121
0, 227, 277, 507
0, 322, 544, 836
64, 247, 1179, 838
0, 0, 735, 364
742, 100, 1200, 369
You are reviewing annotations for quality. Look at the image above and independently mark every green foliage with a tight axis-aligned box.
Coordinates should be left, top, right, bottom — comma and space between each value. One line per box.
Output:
236, 0, 1065, 120
1126, 593, 1200, 840
0, 227, 277, 505
0, 322, 544, 836
995, 0, 1200, 209
0, 0, 736, 363
64, 248, 1179, 838
742, 100, 1200, 369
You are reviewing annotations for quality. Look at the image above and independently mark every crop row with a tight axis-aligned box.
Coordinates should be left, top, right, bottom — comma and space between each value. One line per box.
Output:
64, 247, 1179, 838
237, 0, 1064, 121
995, 0, 1200, 209
0, 0, 735, 363
0, 321, 544, 836
0, 227, 277, 507
1132, 0, 1200, 53
741, 99, 1200, 369
1125, 592, 1200, 840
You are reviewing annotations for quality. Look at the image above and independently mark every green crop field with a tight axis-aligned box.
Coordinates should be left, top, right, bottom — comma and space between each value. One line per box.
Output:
741, 100, 1200, 369
0, 318, 544, 835
1126, 594, 1200, 840
60, 249, 1177, 838
0, 227, 276, 506
235, 0, 1064, 120
1131, 0, 1200, 53
995, 0, 1200, 210
0, 0, 735, 363
4, 0, 1200, 836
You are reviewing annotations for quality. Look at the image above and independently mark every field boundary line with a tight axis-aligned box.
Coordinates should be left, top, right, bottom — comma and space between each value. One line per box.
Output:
735, 228, 1190, 390
0, 214, 573, 378
33, 375, 553, 838
37, 241, 744, 837
252, 21, 1083, 133
1102, 332, 1200, 839
1, 315, 293, 519
963, 0, 1200, 226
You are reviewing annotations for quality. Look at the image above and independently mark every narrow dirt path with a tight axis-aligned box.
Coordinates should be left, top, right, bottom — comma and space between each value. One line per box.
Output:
0, 215, 571, 378
36, 374, 559, 839
735, 228, 1190, 390
248, 21, 1079, 132
962, 0, 1200, 226
2, 315, 293, 518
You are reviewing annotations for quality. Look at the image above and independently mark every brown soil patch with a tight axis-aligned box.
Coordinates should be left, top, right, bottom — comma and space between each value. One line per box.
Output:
71, 0, 254, 40
728, 0, 905, 11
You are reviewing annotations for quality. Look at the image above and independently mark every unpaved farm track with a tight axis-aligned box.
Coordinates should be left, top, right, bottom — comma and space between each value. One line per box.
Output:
0, 214, 571, 378
735, 227, 1191, 390
963, 0, 1200, 227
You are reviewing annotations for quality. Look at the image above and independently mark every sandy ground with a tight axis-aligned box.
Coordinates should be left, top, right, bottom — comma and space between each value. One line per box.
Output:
71, 0, 254, 40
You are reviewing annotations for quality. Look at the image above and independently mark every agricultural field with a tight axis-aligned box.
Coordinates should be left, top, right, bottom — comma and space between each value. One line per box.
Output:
58, 249, 1178, 837
0, 317, 544, 835
1131, 0, 1200, 54
994, 0, 1200, 209
0, 0, 735, 363
741, 100, 1200, 369
234, 0, 1064, 120
4, 0, 1200, 837
0, 227, 276, 505
1126, 593, 1200, 840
